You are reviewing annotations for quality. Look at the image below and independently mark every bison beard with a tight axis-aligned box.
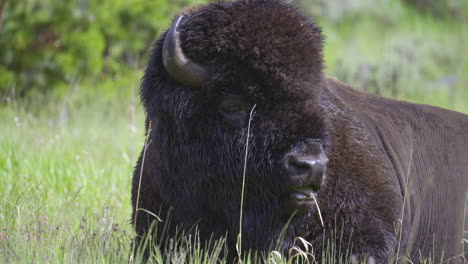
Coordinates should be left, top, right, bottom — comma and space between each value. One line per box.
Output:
132, 0, 468, 263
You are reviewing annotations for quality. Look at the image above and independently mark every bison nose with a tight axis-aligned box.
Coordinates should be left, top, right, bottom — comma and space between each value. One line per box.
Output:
284, 156, 327, 191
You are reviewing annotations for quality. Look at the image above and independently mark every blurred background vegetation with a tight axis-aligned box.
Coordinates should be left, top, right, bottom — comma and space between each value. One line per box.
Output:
300, 0, 468, 112
0, 0, 205, 97
0, 0, 467, 262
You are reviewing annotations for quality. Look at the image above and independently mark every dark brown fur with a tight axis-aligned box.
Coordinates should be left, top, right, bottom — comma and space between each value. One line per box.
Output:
133, 0, 468, 262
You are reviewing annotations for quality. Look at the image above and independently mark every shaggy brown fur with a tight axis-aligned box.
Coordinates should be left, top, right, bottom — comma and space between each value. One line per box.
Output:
133, 0, 468, 262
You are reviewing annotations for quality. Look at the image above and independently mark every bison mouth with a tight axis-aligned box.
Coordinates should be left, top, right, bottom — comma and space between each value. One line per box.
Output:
290, 187, 317, 203
283, 187, 324, 222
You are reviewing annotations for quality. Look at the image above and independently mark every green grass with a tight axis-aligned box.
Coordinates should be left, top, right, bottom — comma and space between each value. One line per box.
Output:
0, 73, 144, 263
1, 1, 467, 263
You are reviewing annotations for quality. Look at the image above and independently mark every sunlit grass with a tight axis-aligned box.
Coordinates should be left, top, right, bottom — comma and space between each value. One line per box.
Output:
0, 74, 144, 263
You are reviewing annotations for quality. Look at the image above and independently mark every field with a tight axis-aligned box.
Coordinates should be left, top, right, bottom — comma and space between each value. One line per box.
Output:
0, 76, 143, 263
1, 0, 467, 263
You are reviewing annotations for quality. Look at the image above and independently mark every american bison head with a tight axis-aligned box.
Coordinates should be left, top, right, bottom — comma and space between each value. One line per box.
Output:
133, 0, 401, 261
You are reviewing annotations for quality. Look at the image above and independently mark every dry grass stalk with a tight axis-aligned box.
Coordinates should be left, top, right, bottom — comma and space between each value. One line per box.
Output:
236, 105, 256, 264
130, 121, 154, 263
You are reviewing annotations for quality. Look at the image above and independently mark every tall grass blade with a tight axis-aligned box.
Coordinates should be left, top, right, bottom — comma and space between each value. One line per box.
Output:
236, 105, 256, 264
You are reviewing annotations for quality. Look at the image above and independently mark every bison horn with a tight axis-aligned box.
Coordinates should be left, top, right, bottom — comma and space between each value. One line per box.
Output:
162, 16, 208, 87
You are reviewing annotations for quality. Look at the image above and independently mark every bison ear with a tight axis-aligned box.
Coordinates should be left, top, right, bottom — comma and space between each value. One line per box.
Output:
162, 16, 208, 87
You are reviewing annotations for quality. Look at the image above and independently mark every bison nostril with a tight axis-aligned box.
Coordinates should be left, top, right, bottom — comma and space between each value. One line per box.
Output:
287, 158, 312, 177
285, 157, 327, 191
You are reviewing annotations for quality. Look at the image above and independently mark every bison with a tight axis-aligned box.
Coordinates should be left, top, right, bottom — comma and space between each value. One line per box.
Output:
132, 0, 468, 262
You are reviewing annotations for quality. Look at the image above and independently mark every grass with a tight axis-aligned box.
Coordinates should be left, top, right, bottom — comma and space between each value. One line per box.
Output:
0, 73, 144, 263
235, 104, 255, 263
1, 1, 467, 263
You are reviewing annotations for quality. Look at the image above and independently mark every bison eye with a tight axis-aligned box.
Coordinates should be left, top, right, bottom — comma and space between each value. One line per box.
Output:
219, 96, 251, 128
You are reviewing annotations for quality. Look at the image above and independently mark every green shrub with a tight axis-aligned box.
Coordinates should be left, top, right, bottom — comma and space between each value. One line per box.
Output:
0, 0, 206, 96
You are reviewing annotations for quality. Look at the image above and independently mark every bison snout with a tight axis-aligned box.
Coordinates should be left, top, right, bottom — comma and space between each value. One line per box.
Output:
284, 156, 327, 191
283, 141, 328, 193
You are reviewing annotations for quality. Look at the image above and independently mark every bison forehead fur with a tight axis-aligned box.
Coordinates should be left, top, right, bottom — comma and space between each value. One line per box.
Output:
177, 0, 324, 87
133, 0, 468, 262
